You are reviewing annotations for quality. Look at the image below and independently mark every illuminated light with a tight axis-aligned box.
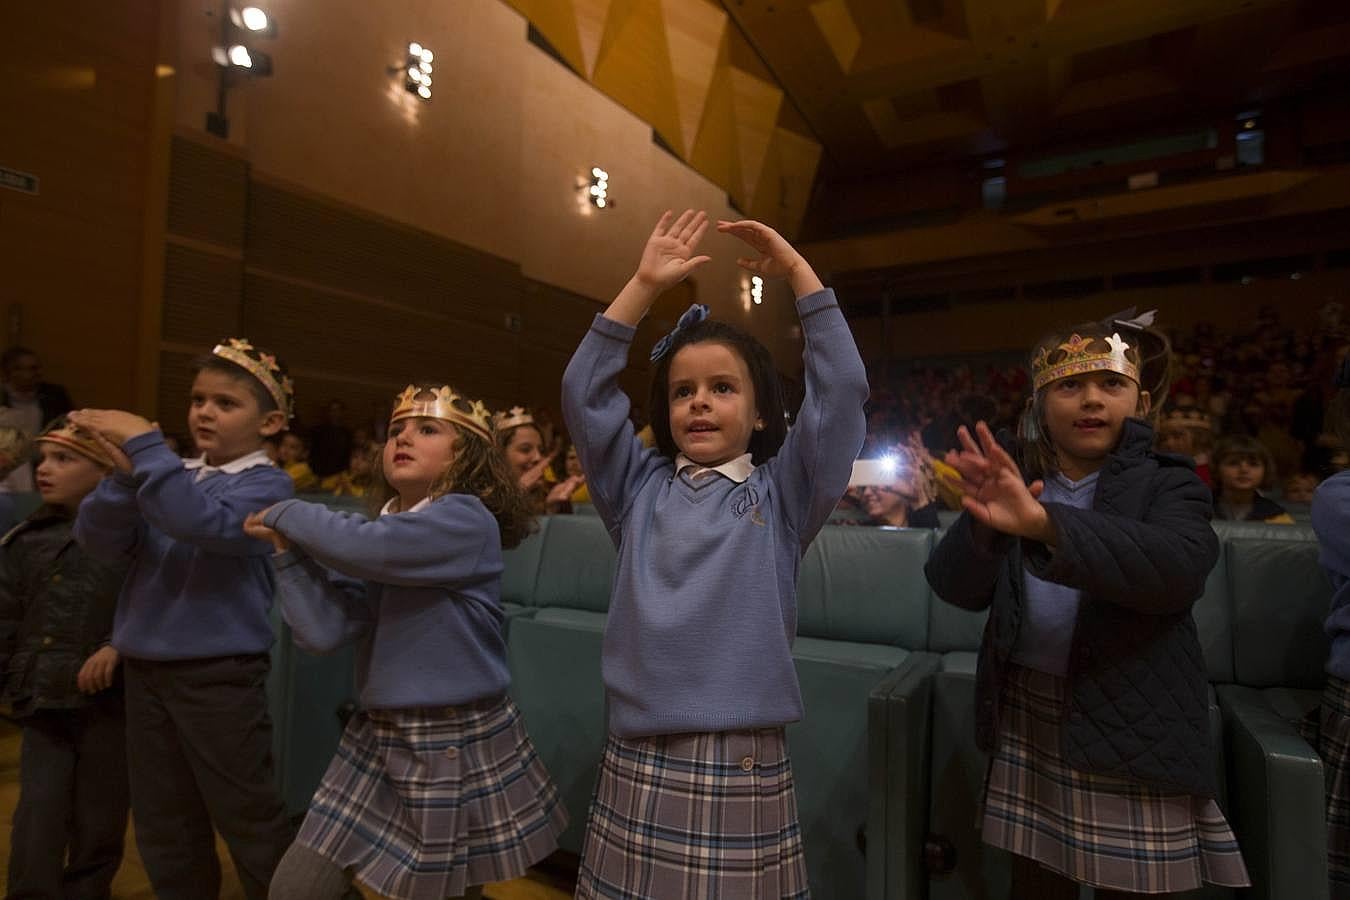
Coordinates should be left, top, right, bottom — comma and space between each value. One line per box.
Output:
240, 6, 269, 31
228, 45, 252, 68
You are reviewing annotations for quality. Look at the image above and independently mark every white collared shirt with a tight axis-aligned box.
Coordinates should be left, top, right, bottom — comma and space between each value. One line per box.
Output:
379, 496, 432, 517
183, 448, 275, 483
674, 452, 755, 484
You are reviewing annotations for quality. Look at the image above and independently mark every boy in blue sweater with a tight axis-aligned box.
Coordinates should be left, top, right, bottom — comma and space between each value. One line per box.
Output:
70, 338, 296, 900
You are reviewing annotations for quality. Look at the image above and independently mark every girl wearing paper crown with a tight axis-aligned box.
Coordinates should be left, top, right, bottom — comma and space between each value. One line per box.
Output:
492, 405, 581, 513
925, 311, 1250, 898
245, 383, 565, 900
2, 418, 131, 899
561, 211, 867, 898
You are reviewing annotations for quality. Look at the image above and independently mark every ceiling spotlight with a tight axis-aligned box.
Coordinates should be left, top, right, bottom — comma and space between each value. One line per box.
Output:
403, 41, 433, 101
588, 166, 610, 208
207, 3, 277, 138
751, 275, 764, 305
228, 5, 276, 37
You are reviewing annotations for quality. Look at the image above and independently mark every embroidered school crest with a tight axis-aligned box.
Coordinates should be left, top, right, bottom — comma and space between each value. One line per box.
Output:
732, 485, 760, 519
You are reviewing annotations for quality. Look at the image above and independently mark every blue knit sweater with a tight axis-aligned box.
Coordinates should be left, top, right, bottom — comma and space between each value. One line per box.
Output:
1314, 470, 1350, 681
561, 289, 867, 738
263, 494, 509, 709
74, 431, 293, 660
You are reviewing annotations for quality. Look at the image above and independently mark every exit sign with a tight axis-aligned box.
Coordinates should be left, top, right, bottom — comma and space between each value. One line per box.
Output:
0, 166, 39, 195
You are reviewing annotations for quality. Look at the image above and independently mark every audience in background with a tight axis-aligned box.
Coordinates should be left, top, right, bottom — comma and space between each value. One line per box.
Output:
278, 432, 318, 493
0, 347, 73, 493
1211, 434, 1294, 524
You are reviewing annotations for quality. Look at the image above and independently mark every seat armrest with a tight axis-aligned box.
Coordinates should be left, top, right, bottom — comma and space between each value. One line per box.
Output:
1218, 684, 1328, 900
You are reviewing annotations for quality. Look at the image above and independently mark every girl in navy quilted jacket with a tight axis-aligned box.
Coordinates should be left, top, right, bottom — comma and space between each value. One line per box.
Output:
1309, 351, 1350, 898
925, 311, 1250, 899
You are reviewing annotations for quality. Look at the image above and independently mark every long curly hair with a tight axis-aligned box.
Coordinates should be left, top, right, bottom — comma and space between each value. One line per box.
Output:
371, 394, 538, 549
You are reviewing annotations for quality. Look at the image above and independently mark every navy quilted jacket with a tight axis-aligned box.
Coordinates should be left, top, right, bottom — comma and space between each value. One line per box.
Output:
924, 419, 1220, 797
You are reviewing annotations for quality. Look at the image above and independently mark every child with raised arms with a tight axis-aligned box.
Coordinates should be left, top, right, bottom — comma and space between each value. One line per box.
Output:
72, 338, 296, 899
246, 382, 566, 900
561, 210, 867, 899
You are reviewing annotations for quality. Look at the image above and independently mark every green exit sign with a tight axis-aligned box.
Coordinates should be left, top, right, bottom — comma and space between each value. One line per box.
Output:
0, 166, 39, 195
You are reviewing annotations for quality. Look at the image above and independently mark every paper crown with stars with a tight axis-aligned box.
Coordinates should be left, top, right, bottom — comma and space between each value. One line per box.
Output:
211, 338, 294, 418
35, 417, 115, 469
1031, 331, 1141, 392
492, 406, 535, 432
389, 385, 493, 441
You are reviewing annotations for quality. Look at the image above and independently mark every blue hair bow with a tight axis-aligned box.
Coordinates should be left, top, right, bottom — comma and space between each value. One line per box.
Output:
650, 303, 710, 362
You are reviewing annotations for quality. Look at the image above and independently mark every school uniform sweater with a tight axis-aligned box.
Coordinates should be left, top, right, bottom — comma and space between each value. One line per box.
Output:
1314, 470, 1350, 681
561, 288, 867, 738
263, 493, 509, 709
74, 431, 292, 660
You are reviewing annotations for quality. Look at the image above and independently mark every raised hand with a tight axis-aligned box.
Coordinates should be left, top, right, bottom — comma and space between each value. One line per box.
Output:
716, 219, 824, 298
244, 509, 290, 553
76, 645, 119, 694
68, 409, 156, 445
83, 428, 134, 475
633, 210, 712, 293
952, 422, 1053, 543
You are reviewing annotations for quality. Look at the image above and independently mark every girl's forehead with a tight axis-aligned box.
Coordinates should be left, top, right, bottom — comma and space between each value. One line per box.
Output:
669, 341, 750, 377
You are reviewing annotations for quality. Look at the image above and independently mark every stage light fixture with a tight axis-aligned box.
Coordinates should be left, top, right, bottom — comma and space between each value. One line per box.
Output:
589, 167, 610, 208
207, 3, 276, 137
404, 42, 434, 101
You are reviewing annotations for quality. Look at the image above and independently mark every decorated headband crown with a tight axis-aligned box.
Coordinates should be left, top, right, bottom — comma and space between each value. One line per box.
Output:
1032, 332, 1140, 392
390, 385, 493, 441
36, 418, 115, 469
492, 406, 535, 432
211, 338, 294, 418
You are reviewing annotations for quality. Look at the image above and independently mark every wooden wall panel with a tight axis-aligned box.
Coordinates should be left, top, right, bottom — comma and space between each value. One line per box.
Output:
161, 244, 242, 346
246, 178, 527, 335
0, 3, 167, 411
166, 136, 247, 250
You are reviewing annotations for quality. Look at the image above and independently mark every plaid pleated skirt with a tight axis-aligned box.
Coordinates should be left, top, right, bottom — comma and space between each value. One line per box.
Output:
981, 665, 1250, 893
1304, 675, 1350, 898
575, 729, 810, 900
294, 695, 567, 900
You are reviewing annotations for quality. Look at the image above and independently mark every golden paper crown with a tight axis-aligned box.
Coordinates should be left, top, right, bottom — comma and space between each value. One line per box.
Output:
390, 385, 493, 441
492, 406, 534, 432
212, 338, 294, 418
1032, 332, 1140, 392
36, 418, 115, 469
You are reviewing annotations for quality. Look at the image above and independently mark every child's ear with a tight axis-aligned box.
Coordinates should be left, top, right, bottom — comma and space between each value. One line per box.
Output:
1136, 390, 1152, 418
258, 411, 287, 438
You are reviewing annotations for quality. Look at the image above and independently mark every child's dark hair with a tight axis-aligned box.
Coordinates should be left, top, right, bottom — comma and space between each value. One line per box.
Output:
648, 319, 788, 466
191, 354, 286, 416
371, 388, 538, 549
1213, 434, 1277, 491
1019, 316, 1171, 479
